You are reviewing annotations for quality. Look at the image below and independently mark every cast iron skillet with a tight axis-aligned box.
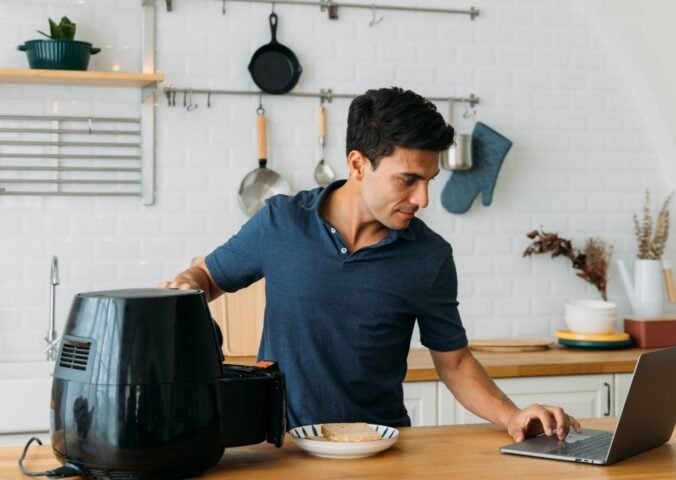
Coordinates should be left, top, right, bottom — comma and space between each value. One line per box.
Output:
248, 13, 302, 94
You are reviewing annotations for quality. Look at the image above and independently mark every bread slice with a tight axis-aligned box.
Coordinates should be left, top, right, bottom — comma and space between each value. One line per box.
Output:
321, 422, 382, 442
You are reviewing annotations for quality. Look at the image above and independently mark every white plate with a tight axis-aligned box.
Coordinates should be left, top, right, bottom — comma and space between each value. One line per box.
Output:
289, 423, 399, 459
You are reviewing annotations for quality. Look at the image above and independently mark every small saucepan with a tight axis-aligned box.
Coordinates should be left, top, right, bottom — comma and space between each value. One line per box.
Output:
238, 107, 291, 217
248, 13, 303, 94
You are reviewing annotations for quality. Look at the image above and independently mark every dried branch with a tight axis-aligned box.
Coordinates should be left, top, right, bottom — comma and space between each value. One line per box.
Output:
633, 190, 672, 259
523, 229, 613, 300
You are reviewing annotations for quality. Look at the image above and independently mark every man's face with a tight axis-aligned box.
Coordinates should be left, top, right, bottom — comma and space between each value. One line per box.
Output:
357, 147, 440, 230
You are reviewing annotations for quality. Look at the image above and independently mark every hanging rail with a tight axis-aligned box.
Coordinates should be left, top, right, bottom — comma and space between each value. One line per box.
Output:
0, 114, 145, 198
165, 0, 480, 20
163, 87, 480, 109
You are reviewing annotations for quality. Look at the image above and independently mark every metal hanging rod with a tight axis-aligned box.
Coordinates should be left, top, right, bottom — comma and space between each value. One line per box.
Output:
164, 87, 480, 108
166, 0, 480, 20
0, 127, 141, 136
0, 166, 141, 172
0, 140, 141, 148
0, 115, 141, 124
0, 153, 141, 160
0, 190, 141, 197
0, 179, 141, 185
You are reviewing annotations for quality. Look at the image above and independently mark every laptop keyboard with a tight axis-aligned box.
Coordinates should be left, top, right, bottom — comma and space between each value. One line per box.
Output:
551, 431, 613, 460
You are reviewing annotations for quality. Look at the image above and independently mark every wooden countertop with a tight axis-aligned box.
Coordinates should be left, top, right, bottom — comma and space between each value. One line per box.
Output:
4, 418, 674, 479
226, 346, 655, 382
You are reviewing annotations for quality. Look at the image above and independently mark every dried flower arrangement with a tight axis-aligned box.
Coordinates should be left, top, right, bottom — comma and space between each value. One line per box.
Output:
523, 230, 613, 301
633, 190, 672, 260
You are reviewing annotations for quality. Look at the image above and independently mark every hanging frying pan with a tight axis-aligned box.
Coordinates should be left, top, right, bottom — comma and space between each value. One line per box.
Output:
238, 107, 291, 217
248, 13, 302, 94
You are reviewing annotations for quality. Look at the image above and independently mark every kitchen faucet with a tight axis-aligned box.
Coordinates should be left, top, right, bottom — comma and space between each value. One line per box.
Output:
45, 255, 59, 361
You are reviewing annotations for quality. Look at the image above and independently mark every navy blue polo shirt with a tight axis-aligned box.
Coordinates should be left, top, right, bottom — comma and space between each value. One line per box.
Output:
205, 181, 467, 428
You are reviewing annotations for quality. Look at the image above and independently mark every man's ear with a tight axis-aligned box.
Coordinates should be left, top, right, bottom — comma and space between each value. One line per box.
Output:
347, 150, 370, 180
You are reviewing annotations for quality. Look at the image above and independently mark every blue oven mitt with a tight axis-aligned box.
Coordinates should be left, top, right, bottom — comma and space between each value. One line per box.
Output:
441, 122, 512, 214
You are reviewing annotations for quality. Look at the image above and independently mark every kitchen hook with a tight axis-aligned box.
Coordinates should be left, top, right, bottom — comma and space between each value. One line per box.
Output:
257, 95, 266, 115
87, 117, 93, 134
207, 92, 212, 108
462, 101, 476, 120
222, 0, 226, 14
369, 4, 383, 26
186, 89, 198, 111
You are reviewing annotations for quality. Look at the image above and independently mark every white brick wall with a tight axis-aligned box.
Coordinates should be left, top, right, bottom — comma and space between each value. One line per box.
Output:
1, 0, 674, 361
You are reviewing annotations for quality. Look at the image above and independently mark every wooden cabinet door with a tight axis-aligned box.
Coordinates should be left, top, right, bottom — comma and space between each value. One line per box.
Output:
209, 279, 266, 357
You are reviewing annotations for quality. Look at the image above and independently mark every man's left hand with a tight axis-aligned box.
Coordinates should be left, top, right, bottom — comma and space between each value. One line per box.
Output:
507, 404, 582, 442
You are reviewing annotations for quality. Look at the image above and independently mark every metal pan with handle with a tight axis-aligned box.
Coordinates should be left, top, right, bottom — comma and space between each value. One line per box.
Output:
238, 107, 291, 217
248, 13, 302, 94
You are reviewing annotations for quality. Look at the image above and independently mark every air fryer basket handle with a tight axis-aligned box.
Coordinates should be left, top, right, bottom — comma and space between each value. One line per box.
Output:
268, 372, 287, 447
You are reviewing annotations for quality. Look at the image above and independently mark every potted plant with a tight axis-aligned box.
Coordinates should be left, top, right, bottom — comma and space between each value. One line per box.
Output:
17, 16, 101, 71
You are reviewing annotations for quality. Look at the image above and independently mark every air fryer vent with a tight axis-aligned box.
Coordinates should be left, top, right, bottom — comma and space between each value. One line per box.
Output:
87, 468, 141, 480
59, 340, 91, 371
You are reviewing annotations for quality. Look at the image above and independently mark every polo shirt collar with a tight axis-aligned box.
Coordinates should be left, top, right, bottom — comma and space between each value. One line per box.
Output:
306, 180, 417, 241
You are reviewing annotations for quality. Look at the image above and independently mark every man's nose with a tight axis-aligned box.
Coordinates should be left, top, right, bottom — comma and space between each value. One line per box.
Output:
411, 183, 429, 209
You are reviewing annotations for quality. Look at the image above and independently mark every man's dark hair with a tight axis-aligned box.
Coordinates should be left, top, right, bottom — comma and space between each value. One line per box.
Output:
346, 87, 454, 168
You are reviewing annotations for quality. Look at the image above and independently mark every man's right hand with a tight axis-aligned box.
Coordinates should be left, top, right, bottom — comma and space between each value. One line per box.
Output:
157, 261, 223, 301
157, 279, 201, 290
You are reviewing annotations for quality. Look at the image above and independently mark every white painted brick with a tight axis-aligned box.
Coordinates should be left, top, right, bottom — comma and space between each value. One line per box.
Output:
514, 69, 551, 88
568, 215, 608, 234
476, 236, 513, 255
454, 258, 494, 276
476, 68, 514, 88
458, 298, 494, 317
475, 277, 513, 296
458, 47, 496, 66
550, 193, 588, 213
474, 319, 513, 339
515, 276, 550, 295
573, 51, 607, 70
514, 109, 551, 129
496, 49, 534, 68
534, 50, 571, 68
496, 8, 534, 27
495, 257, 531, 276
495, 297, 531, 315
516, 28, 552, 48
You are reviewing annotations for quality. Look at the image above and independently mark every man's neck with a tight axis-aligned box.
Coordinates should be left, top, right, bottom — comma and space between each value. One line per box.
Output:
321, 180, 390, 252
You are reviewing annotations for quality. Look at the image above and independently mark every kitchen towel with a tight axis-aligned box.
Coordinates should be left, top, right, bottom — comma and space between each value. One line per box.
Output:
441, 122, 512, 214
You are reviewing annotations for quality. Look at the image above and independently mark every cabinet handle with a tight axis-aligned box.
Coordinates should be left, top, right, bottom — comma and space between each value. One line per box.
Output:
603, 382, 611, 416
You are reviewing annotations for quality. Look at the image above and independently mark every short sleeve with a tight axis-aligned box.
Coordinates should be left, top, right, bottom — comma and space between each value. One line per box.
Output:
205, 205, 269, 292
417, 247, 468, 351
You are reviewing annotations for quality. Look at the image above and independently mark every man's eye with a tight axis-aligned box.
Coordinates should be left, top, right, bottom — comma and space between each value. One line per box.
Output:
401, 177, 416, 186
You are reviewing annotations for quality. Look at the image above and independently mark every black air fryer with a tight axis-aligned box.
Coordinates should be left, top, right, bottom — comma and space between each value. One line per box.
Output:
50, 288, 285, 480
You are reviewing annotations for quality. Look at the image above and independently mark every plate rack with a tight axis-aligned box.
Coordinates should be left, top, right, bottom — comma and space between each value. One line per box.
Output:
0, 114, 146, 200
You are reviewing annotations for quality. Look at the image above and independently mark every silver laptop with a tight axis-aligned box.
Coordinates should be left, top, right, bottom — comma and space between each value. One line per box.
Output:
500, 346, 676, 465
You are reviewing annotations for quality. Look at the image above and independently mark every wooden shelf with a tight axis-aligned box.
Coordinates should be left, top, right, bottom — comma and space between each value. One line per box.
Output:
0, 68, 164, 88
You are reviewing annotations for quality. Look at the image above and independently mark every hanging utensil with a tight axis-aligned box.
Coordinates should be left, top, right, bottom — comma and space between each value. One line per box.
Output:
238, 105, 291, 217
440, 99, 473, 171
248, 12, 303, 95
313, 103, 336, 187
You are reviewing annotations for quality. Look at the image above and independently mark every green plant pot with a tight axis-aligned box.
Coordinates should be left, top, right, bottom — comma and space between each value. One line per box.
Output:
17, 39, 101, 71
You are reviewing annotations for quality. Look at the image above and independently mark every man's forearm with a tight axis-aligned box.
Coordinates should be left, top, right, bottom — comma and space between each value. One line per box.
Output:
432, 348, 519, 428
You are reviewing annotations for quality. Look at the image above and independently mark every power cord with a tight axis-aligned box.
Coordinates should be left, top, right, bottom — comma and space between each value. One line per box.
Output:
18, 437, 82, 478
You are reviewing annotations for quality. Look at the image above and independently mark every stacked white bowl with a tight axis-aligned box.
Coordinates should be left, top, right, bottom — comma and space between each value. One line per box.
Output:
564, 299, 618, 334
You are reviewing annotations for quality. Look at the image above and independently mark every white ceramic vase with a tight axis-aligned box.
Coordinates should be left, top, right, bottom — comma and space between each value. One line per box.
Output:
617, 259, 665, 318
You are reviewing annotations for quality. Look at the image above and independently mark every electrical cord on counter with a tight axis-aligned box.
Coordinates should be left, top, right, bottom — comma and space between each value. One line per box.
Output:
18, 437, 82, 478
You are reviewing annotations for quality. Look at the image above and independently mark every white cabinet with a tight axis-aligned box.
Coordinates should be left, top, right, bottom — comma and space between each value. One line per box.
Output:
403, 381, 437, 426
437, 374, 615, 425
613, 373, 633, 417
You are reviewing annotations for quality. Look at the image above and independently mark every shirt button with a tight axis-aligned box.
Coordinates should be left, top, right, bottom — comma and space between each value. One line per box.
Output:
330, 228, 336, 234
340, 247, 347, 254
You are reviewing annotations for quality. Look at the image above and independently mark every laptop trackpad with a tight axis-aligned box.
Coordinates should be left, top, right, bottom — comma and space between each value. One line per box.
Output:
501, 429, 603, 454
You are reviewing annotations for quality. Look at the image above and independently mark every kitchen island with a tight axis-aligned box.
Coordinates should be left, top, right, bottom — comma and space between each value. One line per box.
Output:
2, 418, 674, 479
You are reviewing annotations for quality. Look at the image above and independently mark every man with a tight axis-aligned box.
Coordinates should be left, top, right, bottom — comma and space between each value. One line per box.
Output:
160, 87, 580, 443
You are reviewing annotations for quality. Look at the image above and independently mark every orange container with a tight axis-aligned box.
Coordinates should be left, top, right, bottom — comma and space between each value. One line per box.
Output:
624, 317, 676, 348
